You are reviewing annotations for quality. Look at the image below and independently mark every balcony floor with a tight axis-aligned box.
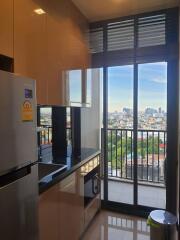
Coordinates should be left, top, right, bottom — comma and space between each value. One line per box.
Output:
102, 179, 166, 209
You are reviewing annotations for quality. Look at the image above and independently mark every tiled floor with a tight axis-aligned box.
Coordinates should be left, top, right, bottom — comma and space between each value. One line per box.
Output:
82, 210, 150, 240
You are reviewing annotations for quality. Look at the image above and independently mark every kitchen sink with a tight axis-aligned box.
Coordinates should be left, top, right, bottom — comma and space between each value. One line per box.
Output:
38, 162, 67, 180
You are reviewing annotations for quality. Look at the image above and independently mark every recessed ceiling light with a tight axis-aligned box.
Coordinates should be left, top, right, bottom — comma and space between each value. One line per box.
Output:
34, 8, 46, 15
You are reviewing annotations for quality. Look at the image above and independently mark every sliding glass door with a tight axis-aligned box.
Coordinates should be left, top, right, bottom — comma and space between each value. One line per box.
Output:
107, 65, 134, 204
105, 62, 167, 211
137, 62, 167, 209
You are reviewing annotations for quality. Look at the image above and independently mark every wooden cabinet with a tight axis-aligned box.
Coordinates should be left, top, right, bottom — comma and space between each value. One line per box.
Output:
45, 13, 66, 105
81, 155, 101, 230
84, 195, 101, 229
77, 167, 85, 236
39, 155, 101, 240
1, 0, 90, 105
58, 170, 84, 240
39, 185, 59, 240
14, 0, 48, 104
44, 0, 90, 105
0, 1, 13, 57
39, 170, 84, 240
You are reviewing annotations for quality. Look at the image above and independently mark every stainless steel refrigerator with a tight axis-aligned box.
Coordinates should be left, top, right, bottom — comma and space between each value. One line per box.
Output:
0, 70, 38, 240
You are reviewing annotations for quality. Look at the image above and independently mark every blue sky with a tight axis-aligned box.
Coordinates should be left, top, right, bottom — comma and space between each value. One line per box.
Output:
69, 70, 82, 103
108, 62, 167, 112
60, 63, 167, 112
69, 69, 91, 103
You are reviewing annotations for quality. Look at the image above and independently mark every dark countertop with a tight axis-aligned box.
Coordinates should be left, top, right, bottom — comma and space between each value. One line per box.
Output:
38, 148, 101, 194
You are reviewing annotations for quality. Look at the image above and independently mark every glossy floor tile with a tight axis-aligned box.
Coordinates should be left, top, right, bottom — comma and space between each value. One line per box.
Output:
82, 210, 150, 240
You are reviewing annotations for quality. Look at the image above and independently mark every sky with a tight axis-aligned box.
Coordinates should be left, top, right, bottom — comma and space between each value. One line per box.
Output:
69, 70, 82, 103
41, 62, 167, 113
108, 62, 167, 112
69, 69, 92, 103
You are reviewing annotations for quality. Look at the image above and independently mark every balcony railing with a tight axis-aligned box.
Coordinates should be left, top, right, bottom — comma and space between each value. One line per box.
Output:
39, 126, 71, 146
39, 125, 52, 145
107, 128, 166, 184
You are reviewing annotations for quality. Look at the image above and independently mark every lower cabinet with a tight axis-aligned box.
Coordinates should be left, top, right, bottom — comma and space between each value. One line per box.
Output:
39, 155, 101, 240
39, 185, 59, 240
84, 194, 101, 230
58, 171, 84, 240
39, 170, 83, 240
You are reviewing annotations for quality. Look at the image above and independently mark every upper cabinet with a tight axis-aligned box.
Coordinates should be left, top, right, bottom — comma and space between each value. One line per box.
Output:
0, 1, 13, 57
45, 12, 67, 105
1, 0, 90, 105
44, 1, 90, 106
14, 0, 48, 104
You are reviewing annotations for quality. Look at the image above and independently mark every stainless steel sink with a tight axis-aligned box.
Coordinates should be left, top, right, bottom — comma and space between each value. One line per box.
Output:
38, 162, 67, 180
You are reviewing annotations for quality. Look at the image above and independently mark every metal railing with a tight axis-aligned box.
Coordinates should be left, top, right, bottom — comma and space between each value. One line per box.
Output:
107, 128, 166, 184
39, 126, 71, 146
39, 126, 52, 145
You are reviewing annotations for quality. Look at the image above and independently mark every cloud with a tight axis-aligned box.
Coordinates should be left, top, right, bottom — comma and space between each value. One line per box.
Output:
151, 77, 167, 84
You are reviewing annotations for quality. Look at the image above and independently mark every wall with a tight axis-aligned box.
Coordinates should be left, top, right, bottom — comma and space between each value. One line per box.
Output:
81, 69, 101, 150
0, 0, 90, 104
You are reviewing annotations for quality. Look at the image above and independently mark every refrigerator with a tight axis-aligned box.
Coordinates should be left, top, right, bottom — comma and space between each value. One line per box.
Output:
0, 70, 38, 240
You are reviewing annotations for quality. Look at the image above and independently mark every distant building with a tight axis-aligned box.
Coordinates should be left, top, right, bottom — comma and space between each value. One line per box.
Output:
145, 108, 157, 115
123, 108, 132, 115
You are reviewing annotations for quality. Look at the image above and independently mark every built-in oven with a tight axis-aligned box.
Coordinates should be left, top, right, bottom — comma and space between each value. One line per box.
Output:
81, 156, 100, 208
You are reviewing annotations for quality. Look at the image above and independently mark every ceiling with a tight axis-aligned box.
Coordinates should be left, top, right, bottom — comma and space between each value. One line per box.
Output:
71, 0, 179, 22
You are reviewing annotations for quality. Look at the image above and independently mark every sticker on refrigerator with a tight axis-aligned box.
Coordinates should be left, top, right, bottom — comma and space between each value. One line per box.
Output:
25, 89, 33, 99
22, 100, 33, 122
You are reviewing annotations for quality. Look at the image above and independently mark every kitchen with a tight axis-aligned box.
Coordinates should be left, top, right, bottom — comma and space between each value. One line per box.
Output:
0, 0, 180, 240
0, 1, 101, 239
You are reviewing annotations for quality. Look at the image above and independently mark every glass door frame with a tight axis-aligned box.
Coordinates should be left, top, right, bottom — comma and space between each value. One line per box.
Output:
102, 62, 148, 217
102, 58, 179, 217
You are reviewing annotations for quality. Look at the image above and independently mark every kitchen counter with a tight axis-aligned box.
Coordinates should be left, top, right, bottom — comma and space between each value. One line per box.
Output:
38, 148, 101, 194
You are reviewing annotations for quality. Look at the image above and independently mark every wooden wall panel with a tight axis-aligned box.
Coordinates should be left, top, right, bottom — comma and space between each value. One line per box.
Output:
14, 0, 48, 104
0, 0, 91, 105
35, 0, 90, 105
0, 1, 13, 58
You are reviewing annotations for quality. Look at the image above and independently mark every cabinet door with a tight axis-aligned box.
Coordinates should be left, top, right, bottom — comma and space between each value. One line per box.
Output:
14, 0, 47, 104
44, 0, 90, 105
58, 171, 84, 240
0, 1, 13, 57
84, 194, 101, 229
77, 167, 85, 235
46, 13, 68, 105
39, 185, 59, 240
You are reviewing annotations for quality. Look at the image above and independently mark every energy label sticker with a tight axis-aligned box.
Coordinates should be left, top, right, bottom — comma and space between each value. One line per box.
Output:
22, 100, 33, 122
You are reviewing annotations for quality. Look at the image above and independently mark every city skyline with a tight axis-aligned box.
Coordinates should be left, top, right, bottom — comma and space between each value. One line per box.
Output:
108, 106, 166, 130
108, 106, 167, 114
108, 62, 167, 112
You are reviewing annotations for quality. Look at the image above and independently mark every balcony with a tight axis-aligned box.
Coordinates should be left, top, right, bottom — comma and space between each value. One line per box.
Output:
106, 128, 166, 208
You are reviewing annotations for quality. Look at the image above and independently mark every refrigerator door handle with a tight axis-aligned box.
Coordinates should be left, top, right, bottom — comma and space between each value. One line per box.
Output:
0, 165, 31, 188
